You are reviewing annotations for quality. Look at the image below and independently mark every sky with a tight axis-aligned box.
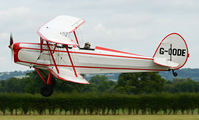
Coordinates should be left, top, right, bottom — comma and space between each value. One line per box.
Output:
0, 0, 198, 72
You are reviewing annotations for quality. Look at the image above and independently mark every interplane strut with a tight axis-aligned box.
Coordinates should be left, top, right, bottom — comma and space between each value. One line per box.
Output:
46, 41, 59, 73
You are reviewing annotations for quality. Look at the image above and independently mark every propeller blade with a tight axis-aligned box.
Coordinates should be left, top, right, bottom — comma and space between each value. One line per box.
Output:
10, 33, 13, 46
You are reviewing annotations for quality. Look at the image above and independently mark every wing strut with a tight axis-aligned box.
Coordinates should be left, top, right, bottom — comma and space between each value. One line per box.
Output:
73, 31, 79, 46
40, 37, 43, 53
52, 43, 57, 54
65, 45, 78, 77
46, 41, 59, 74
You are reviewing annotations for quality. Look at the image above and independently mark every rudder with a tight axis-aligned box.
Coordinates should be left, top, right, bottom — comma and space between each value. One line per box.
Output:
153, 33, 189, 69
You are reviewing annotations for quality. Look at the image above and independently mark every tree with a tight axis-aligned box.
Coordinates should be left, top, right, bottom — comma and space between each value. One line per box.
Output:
164, 78, 199, 93
115, 72, 166, 94
88, 75, 116, 93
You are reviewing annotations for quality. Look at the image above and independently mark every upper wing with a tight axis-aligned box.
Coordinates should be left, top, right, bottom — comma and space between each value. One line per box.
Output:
49, 67, 89, 84
38, 15, 85, 44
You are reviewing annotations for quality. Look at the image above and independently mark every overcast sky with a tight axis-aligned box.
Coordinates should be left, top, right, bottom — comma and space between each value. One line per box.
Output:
0, 0, 198, 72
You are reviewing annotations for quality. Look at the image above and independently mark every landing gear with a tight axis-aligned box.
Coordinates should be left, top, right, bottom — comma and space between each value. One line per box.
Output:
35, 68, 56, 97
40, 75, 56, 97
172, 70, 178, 77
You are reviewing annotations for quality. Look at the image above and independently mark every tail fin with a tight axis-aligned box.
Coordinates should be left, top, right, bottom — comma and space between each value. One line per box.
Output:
153, 33, 189, 69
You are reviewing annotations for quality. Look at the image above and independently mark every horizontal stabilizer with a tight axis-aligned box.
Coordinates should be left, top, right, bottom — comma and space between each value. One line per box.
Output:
153, 57, 180, 68
49, 67, 89, 84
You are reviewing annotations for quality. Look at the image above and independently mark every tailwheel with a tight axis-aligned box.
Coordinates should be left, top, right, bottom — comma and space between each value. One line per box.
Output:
40, 85, 53, 97
172, 70, 178, 77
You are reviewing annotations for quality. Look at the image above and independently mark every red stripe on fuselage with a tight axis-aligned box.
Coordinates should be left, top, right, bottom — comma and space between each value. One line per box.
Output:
95, 46, 144, 57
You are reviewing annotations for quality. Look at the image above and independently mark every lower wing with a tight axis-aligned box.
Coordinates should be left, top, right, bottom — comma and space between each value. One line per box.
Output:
49, 67, 89, 84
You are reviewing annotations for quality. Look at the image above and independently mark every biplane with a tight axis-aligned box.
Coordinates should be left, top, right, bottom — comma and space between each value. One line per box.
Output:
9, 15, 189, 97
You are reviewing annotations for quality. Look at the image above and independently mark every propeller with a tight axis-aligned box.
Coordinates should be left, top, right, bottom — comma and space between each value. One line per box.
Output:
9, 33, 14, 61
9, 33, 13, 48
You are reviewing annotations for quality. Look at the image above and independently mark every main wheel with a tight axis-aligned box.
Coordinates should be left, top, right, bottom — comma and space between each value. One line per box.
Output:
40, 85, 53, 97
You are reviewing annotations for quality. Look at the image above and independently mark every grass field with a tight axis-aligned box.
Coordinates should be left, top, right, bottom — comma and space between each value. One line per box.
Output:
0, 115, 199, 120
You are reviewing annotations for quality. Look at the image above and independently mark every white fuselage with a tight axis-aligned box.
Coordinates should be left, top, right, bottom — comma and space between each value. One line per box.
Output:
13, 42, 169, 74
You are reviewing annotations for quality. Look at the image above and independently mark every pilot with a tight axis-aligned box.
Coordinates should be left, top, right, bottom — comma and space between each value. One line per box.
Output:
84, 42, 91, 49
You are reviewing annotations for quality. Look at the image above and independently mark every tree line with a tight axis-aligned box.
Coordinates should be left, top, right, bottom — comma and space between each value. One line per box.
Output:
0, 71, 198, 94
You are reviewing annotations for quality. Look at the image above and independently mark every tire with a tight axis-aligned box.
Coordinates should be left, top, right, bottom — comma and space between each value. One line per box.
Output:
40, 85, 53, 97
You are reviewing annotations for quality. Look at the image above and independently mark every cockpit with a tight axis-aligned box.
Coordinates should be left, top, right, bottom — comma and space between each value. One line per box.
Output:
55, 42, 95, 51
79, 42, 95, 50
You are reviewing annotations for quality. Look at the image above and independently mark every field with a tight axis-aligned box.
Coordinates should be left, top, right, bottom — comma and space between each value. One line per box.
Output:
0, 115, 199, 120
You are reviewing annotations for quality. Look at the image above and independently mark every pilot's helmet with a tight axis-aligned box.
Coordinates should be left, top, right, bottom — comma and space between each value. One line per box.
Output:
85, 42, 91, 48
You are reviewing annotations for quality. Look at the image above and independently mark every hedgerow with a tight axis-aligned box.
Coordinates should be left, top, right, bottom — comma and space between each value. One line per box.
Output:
0, 93, 199, 115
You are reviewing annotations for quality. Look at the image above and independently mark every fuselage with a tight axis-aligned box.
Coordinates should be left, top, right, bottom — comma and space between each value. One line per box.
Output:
13, 42, 169, 74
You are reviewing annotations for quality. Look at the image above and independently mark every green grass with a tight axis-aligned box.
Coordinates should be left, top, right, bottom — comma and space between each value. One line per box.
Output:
0, 115, 199, 120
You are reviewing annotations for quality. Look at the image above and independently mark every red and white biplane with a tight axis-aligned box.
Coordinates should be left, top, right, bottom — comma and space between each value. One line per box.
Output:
9, 15, 189, 96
